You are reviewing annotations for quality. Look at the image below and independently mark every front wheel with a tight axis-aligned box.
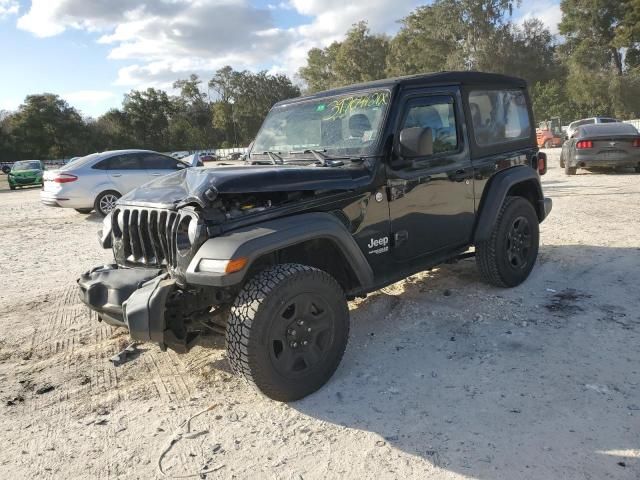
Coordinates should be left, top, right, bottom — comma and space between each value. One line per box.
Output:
227, 264, 349, 401
476, 196, 540, 288
9, 184, 16, 190
94, 191, 120, 216
75, 208, 93, 214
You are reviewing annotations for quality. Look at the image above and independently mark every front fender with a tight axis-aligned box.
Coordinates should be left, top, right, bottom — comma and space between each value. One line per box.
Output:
185, 212, 374, 289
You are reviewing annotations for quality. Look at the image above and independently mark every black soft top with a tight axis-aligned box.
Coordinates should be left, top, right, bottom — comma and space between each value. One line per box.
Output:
279, 71, 527, 105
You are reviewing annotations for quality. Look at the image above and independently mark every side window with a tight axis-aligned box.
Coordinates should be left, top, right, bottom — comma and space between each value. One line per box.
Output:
400, 96, 459, 157
92, 158, 111, 170
469, 89, 531, 146
141, 154, 182, 170
109, 154, 145, 170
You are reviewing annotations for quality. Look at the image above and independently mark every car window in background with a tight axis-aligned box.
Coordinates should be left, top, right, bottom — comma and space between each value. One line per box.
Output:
141, 153, 184, 170
469, 90, 531, 146
13, 161, 42, 171
109, 154, 145, 170
599, 118, 618, 123
63, 153, 101, 170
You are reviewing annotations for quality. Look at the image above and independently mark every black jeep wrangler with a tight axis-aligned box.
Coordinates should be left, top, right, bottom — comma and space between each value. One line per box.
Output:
79, 72, 551, 401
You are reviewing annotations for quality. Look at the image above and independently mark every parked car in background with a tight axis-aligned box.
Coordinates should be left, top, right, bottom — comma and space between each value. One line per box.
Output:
7, 160, 44, 190
560, 123, 640, 175
40, 149, 192, 215
566, 117, 619, 140
1, 163, 12, 174
170, 151, 190, 160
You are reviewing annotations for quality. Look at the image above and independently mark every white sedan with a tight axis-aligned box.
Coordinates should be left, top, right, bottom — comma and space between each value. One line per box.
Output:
41, 149, 192, 216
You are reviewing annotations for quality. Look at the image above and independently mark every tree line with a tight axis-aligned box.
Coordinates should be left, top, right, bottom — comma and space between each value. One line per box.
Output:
1, 0, 639, 161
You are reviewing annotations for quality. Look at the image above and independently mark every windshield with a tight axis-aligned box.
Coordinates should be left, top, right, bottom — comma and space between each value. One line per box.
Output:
60, 152, 101, 171
13, 161, 41, 171
252, 89, 390, 159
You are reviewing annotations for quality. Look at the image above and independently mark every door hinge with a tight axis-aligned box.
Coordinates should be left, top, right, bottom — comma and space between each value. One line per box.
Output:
394, 230, 409, 246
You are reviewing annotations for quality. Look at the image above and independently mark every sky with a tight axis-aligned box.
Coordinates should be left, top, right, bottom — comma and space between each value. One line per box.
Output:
0, 0, 562, 118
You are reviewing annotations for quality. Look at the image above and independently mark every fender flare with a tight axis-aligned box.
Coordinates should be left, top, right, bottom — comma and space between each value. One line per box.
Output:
473, 166, 545, 243
185, 212, 374, 289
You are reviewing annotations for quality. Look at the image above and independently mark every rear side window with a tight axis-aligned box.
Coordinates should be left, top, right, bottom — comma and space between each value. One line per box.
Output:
108, 154, 145, 170
469, 90, 531, 146
140, 153, 183, 170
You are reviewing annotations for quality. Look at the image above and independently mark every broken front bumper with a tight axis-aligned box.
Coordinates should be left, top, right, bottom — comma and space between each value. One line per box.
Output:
78, 265, 175, 344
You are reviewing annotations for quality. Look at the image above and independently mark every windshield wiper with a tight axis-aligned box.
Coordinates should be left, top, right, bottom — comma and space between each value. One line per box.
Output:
250, 151, 283, 165
288, 149, 344, 167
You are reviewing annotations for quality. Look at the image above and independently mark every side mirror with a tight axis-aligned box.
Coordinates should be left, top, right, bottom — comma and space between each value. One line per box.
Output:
399, 127, 433, 157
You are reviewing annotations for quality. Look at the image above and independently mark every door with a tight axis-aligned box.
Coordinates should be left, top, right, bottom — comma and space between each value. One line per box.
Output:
107, 153, 153, 194
387, 90, 475, 261
141, 153, 187, 178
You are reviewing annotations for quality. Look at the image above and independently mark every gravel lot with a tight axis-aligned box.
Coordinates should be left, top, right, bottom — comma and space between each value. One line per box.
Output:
0, 150, 639, 479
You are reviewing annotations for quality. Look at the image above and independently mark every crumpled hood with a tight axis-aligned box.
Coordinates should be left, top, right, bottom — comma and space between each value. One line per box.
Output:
120, 165, 372, 209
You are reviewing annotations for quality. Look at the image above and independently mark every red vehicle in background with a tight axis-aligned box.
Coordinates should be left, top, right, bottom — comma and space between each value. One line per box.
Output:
536, 117, 563, 148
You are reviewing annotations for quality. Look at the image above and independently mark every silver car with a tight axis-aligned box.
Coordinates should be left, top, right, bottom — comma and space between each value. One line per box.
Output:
565, 116, 619, 140
560, 123, 640, 175
41, 149, 191, 215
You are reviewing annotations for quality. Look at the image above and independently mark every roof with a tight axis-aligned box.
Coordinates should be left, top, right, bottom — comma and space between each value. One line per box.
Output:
578, 123, 639, 137
278, 71, 527, 105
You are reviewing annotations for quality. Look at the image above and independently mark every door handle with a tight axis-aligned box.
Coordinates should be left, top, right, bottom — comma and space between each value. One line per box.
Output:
151, 173, 162, 176
112, 173, 122, 177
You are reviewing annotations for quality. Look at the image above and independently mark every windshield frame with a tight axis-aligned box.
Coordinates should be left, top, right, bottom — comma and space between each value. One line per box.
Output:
251, 87, 393, 162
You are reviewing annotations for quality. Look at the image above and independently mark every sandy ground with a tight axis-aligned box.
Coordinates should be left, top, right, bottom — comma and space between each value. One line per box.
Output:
0, 151, 638, 480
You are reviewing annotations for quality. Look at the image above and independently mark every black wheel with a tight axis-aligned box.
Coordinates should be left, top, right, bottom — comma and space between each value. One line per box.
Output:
565, 162, 577, 175
476, 196, 540, 288
75, 208, 93, 214
227, 264, 349, 401
94, 191, 120, 216
9, 184, 16, 190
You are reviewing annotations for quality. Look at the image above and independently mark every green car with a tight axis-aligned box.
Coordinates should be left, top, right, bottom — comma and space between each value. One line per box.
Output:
8, 160, 44, 190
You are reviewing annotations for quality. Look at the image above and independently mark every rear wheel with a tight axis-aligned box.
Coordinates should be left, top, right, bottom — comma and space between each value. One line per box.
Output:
476, 196, 540, 288
227, 264, 349, 401
75, 208, 93, 214
565, 162, 577, 175
9, 184, 16, 190
94, 191, 120, 216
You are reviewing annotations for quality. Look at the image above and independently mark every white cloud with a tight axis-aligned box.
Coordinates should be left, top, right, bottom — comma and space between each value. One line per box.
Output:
518, 0, 562, 35
0, 0, 19, 18
16, 0, 421, 90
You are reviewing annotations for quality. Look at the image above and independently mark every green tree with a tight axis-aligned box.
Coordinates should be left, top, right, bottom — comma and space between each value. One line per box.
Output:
299, 22, 390, 93
7, 94, 87, 159
122, 88, 175, 150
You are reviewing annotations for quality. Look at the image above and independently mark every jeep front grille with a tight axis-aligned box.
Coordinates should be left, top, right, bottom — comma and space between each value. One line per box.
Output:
114, 207, 179, 267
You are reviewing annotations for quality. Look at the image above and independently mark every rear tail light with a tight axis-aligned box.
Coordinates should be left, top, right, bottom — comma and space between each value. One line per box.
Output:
537, 152, 547, 175
576, 140, 593, 149
632, 138, 640, 147
53, 173, 78, 183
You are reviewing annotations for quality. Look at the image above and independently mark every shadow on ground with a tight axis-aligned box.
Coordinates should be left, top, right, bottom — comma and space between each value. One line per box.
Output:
289, 244, 640, 479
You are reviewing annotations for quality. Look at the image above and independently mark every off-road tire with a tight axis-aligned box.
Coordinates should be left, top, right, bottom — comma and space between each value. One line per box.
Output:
94, 190, 120, 216
75, 208, 93, 214
476, 196, 540, 288
227, 263, 349, 401
565, 162, 577, 175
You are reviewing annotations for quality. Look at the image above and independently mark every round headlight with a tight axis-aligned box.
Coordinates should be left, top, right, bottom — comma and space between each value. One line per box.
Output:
176, 215, 193, 253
